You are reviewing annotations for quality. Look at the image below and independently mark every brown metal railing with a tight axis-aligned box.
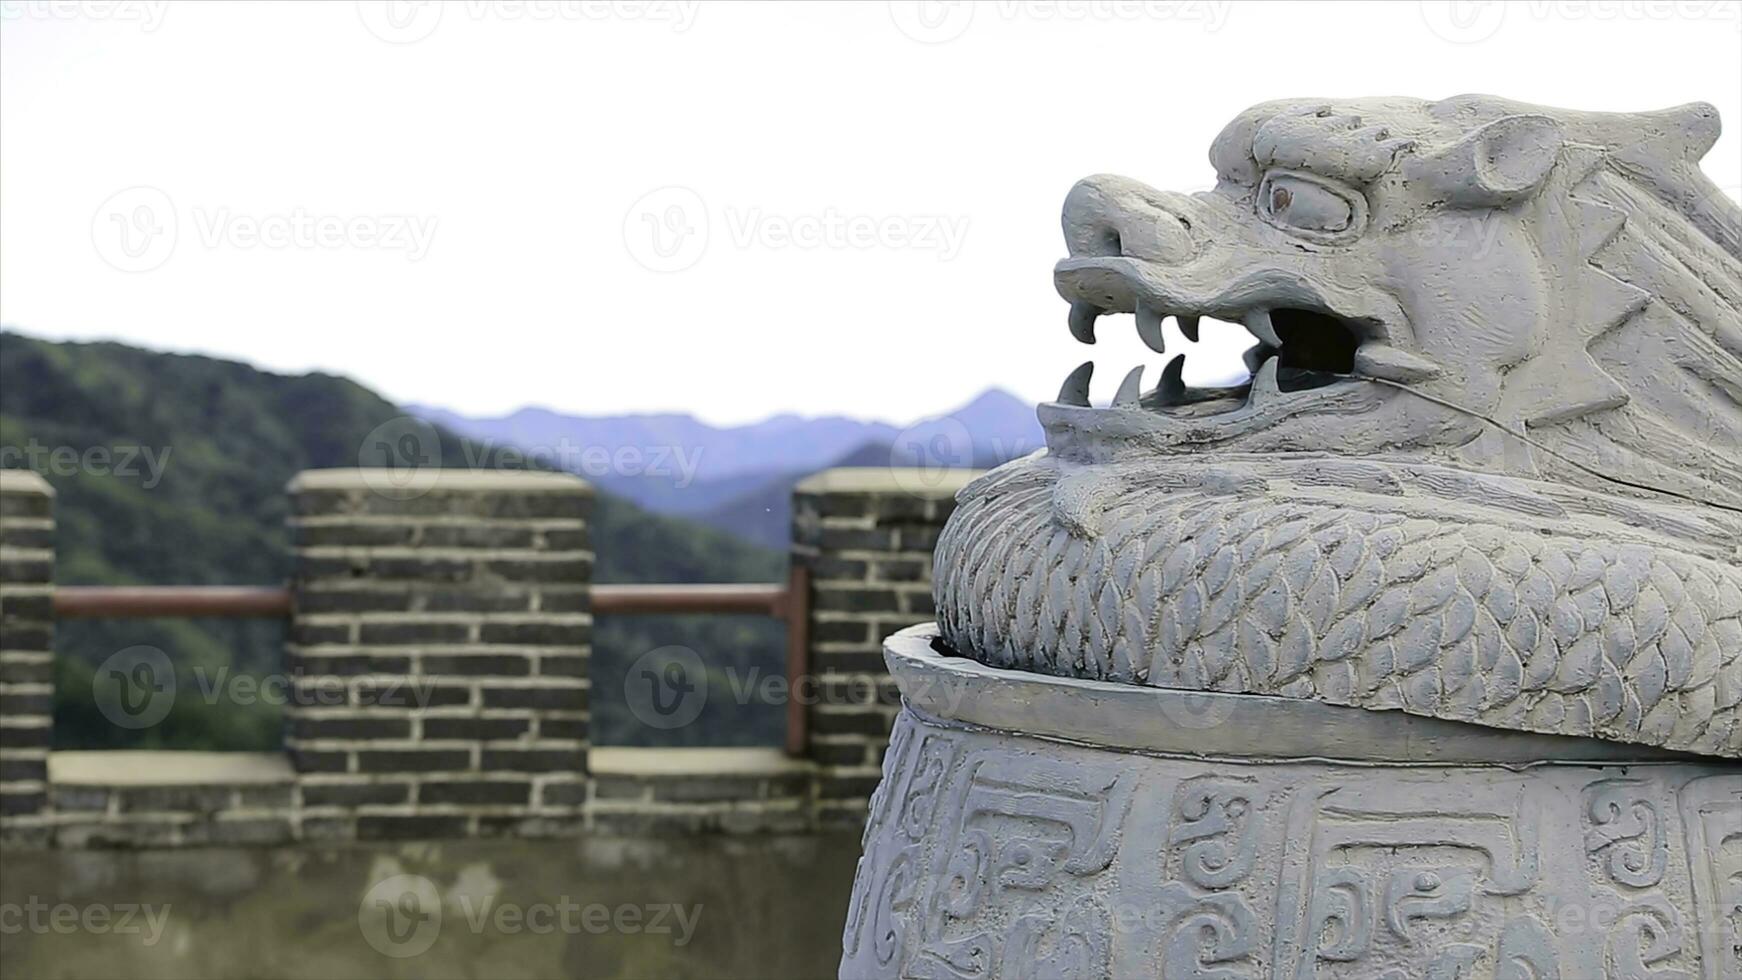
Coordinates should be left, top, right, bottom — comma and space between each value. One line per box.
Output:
49, 565, 814, 755
54, 586, 294, 619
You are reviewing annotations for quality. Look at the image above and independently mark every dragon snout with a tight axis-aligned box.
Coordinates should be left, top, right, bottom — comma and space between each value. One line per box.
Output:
1061, 174, 1196, 265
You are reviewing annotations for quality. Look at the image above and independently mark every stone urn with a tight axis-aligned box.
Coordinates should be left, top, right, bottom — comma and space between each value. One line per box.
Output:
841, 94, 1741, 980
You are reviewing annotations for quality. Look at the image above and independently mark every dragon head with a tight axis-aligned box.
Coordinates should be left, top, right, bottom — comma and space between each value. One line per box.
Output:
1050, 94, 1742, 511
933, 96, 1742, 758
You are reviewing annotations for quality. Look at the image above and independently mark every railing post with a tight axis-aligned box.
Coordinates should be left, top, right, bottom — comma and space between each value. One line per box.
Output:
782, 562, 810, 758
0, 470, 55, 839
284, 469, 594, 840
790, 467, 977, 826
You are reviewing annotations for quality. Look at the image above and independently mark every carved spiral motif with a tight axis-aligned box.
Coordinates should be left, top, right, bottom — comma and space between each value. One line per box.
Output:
933, 459, 1742, 758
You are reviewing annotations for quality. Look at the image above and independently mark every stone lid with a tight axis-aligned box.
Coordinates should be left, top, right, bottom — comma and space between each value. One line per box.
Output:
0, 469, 54, 496
49, 751, 294, 786
589, 747, 810, 777
287, 468, 592, 494
795, 467, 983, 496
885, 625, 1703, 766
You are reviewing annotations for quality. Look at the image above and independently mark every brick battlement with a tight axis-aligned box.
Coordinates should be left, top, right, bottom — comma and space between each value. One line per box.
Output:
0, 465, 976, 848
791, 468, 976, 826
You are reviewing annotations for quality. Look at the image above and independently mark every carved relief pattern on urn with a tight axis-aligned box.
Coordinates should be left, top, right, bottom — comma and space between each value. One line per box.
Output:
841, 709, 1742, 979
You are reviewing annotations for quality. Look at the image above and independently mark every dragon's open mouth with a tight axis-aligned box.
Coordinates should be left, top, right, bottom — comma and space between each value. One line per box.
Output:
1055, 301, 1432, 419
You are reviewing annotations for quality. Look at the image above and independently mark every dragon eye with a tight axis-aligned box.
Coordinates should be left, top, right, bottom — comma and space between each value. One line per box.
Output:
1258, 173, 1358, 237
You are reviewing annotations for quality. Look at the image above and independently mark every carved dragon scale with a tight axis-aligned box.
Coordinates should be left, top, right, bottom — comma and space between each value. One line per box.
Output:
933, 95, 1742, 758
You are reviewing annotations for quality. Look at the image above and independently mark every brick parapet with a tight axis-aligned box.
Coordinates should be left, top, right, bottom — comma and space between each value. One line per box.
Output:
790, 467, 979, 825
282, 469, 594, 839
4, 465, 985, 847
0, 470, 54, 838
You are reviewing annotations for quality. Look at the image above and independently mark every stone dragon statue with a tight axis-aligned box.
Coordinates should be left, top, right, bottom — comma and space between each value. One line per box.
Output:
933, 95, 1742, 758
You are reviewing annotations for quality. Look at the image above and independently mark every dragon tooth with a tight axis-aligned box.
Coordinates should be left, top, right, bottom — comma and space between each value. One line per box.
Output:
1112, 366, 1144, 407
1068, 303, 1101, 344
1243, 344, 1277, 376
1159, 354, 1186, 404
1244, 309, 1284, 349
1058, 361, 1094, 406
1177, 314, 1201, 343
1353, 344, 1443, 383
1249, 356, 1281, 405
1134, 301, 1167, 354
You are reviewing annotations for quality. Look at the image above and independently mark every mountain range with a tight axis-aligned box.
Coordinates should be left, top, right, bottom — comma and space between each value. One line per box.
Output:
410, 388, 1044, 548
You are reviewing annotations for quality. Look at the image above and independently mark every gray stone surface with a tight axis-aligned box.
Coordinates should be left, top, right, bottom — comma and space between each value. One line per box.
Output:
841, 628, 1741, 979
849, 94, 1742, 979
933, 95, 1742, 758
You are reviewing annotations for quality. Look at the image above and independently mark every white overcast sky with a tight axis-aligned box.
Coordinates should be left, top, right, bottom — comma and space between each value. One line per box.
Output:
3, 1, 1738, 425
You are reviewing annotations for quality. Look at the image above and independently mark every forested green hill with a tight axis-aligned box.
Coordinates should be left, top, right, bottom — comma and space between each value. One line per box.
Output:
0, 330, 786, 749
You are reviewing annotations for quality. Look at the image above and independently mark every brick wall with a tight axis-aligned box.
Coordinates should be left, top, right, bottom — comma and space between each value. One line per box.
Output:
284, 469, 594, 840
48, 752, 294, 848
4, 465, 980, 848
791, 467, 978, 825
0, 470, 54, 838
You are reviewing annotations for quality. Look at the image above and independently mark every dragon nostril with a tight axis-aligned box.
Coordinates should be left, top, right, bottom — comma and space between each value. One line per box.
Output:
1102, 230, 1122, 255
